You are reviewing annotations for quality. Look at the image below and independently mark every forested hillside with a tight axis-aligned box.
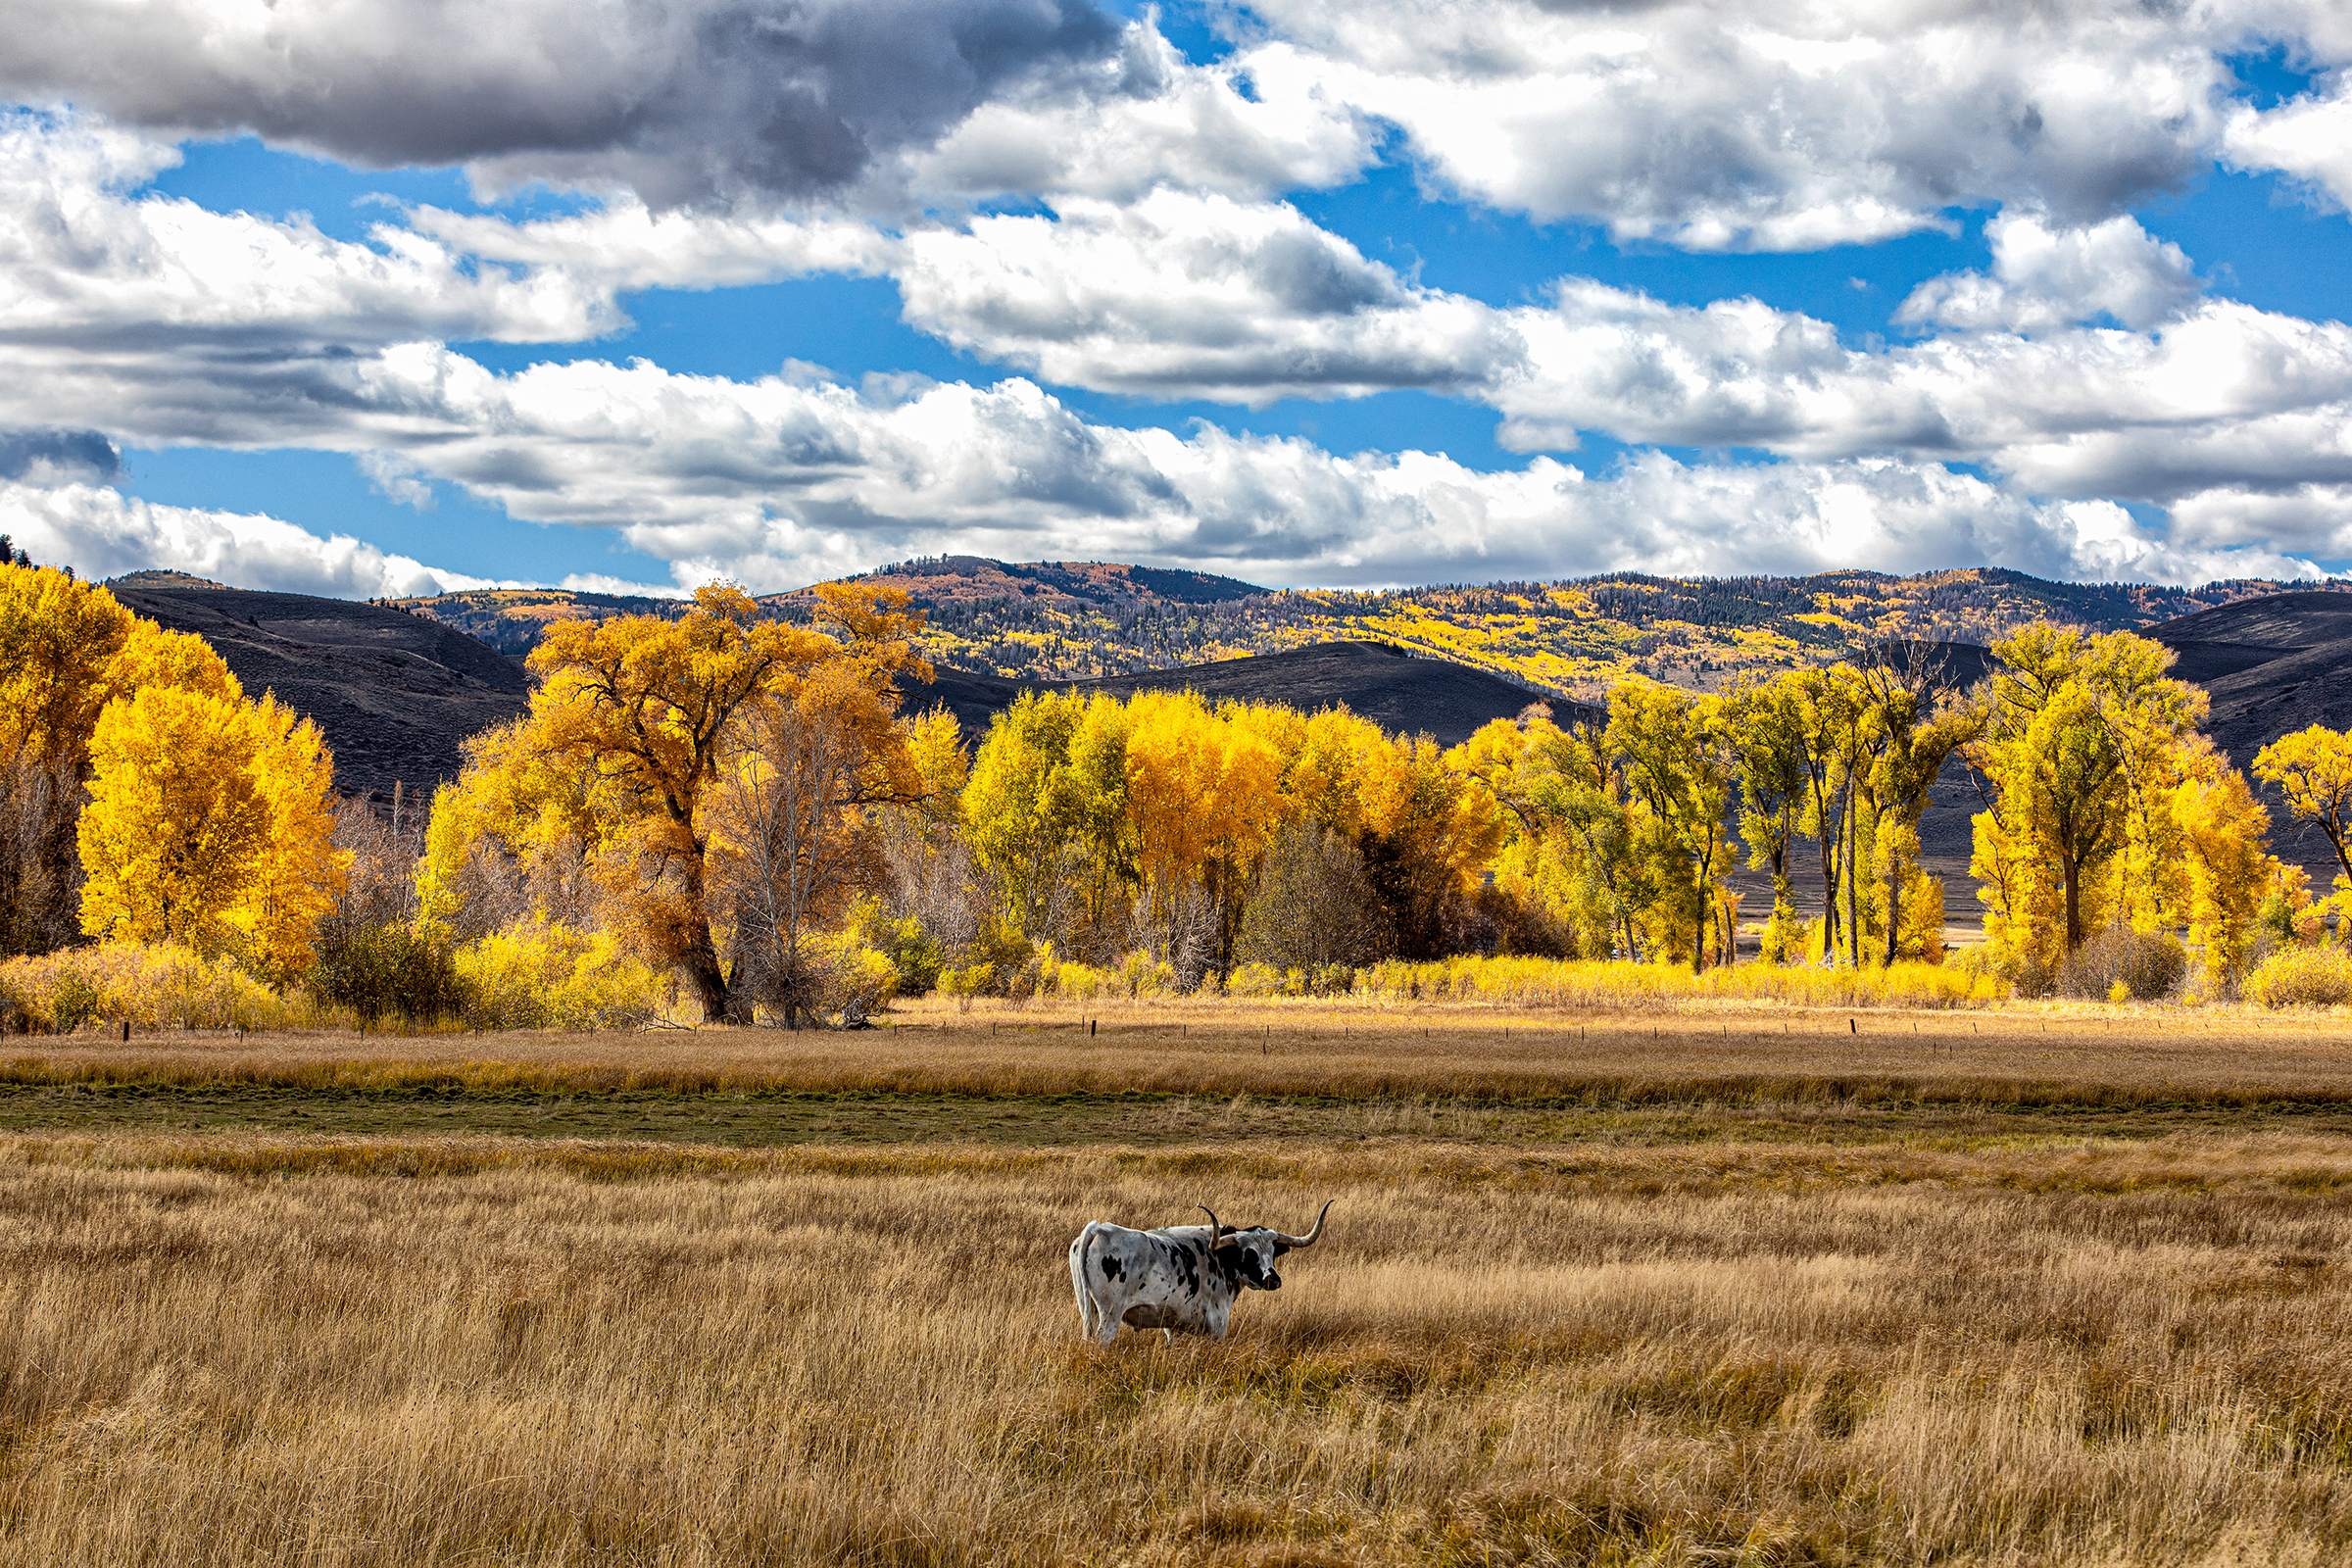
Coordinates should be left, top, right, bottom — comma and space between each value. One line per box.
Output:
398, 560, 2336, 695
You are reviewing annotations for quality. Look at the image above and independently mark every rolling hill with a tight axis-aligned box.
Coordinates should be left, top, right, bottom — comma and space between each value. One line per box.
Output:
396, 560, 2340, 697
107, 573, 529, 802
907, 641, 1599, 750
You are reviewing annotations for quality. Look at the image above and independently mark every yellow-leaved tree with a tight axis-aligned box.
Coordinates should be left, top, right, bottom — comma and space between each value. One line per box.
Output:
1122, 690, 1290, 975
0, 564, 238, 956
76, 684, 343, 970
2254, 724, 2352, 941
2172, 738, 2287, 992
1607, 682, 1735, 970
706, 584, 931, 1023
1967, 626, 2203, 975
430, 580, 925, 1022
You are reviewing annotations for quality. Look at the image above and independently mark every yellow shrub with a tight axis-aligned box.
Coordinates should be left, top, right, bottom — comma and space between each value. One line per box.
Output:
796, 928, 899, 1023
0, 942, 312, 1031
1223, 961, 1288, 998
1040, 956, 1112, 1002
1349, 956, 2000, 1010
2244, 947, 2352, 1008
1115, 951, 1178, 998
454, 923, 664, 1030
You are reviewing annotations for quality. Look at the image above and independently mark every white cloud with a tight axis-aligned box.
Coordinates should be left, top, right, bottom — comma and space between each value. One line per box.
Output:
1224, 0, 2261, 250
8, 0, 2349, 255
892, 190, 1513, 403
0, 0, 1124, 211
1894, 213, 2205, 334
2224, 74, 2352, 210
0, 479, 503, 596
0, 113, 620, 349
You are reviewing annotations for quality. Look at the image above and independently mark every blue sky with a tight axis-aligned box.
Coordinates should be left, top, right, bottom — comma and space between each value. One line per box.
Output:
4, 0, 2352, 595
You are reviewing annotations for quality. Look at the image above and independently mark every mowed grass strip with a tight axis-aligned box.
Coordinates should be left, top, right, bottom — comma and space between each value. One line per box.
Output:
8, 997, 2352, 1109
19, 1079, 2352, 1151
5, 1130, 2352, 1563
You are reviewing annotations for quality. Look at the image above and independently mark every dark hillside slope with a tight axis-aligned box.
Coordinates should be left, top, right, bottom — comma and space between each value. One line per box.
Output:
2146, 592, 2352, 763
905, 642, 1599, 747
108, 580, 529, 801
1080, 643, 1599, 743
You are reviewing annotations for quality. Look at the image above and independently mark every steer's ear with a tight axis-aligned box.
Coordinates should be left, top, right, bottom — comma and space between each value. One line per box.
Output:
1272, 1242, 1291, 1257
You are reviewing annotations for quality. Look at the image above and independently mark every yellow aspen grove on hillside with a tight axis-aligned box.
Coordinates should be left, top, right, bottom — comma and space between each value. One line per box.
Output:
76, 684, 343, 964
2255, 724, 2352, 938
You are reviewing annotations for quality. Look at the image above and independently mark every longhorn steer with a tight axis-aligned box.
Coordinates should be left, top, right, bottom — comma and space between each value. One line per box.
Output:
1068, 1200, 1332, 1346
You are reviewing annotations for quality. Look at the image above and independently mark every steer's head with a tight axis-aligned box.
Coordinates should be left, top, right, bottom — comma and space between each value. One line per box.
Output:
1198, 1200, 1334, 1293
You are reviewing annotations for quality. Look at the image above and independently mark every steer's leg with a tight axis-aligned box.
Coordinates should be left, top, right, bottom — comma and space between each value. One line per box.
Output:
1068, 1241, 1098, 1341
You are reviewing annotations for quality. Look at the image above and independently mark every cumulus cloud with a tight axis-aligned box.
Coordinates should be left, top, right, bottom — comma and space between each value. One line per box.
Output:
1894, 213, 2205, 334
0, 0, 1120, 210
0, 113, 622, 351
15, 140, 2352, 551
0, 428, 119, 484
2224, 74, 2352, 211
892, 191, 1514, 403
9, 0, 2350, 252
0, 480, 501, 596
1228, 0, 2276, 250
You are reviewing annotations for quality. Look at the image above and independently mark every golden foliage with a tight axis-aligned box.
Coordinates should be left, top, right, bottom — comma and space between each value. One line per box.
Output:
75, 685, 343, 968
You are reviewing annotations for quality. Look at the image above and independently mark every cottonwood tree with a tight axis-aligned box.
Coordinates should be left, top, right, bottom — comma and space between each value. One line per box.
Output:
1462, 710, 1642, 959
1723, 679, 1811, 960
0, 564, 243, 956
2173, 737, 2284, 990
960, 690, 1096, 946
1608, 682, 1734, 971
710, 595, 930, 1025
1234, 819, 1386, 971
458, 582, 923, 1023
76, 685, 342, 968
1121, 691, 1289, 973
2254, 724, 2352, 938
1853, 653, 1981, 966
1967, 627, 2209, 973
519, 584, 844, 1020
1783, 666, 1866, 962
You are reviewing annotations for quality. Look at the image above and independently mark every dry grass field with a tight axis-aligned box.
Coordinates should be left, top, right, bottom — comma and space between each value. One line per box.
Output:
6, 1004, 2352, 1565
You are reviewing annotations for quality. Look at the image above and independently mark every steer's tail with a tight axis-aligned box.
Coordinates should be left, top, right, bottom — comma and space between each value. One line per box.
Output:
1068, 1228, 1101, 1339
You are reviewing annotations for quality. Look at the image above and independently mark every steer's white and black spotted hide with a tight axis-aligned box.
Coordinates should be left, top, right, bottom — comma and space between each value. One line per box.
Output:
1067, 1202, 1330, 1346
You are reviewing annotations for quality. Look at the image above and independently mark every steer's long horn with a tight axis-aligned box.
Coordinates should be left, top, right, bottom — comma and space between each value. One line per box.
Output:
1269, 1200, 1334, 1249
1197, 1205, 1237, 1250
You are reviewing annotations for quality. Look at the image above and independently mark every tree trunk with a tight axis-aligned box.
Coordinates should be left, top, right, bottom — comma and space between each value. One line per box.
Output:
1819, 832, 1839, 961
1844, 780, 1861, 969
2060, 847, 2082, 956
1885, 859, 1901, 967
